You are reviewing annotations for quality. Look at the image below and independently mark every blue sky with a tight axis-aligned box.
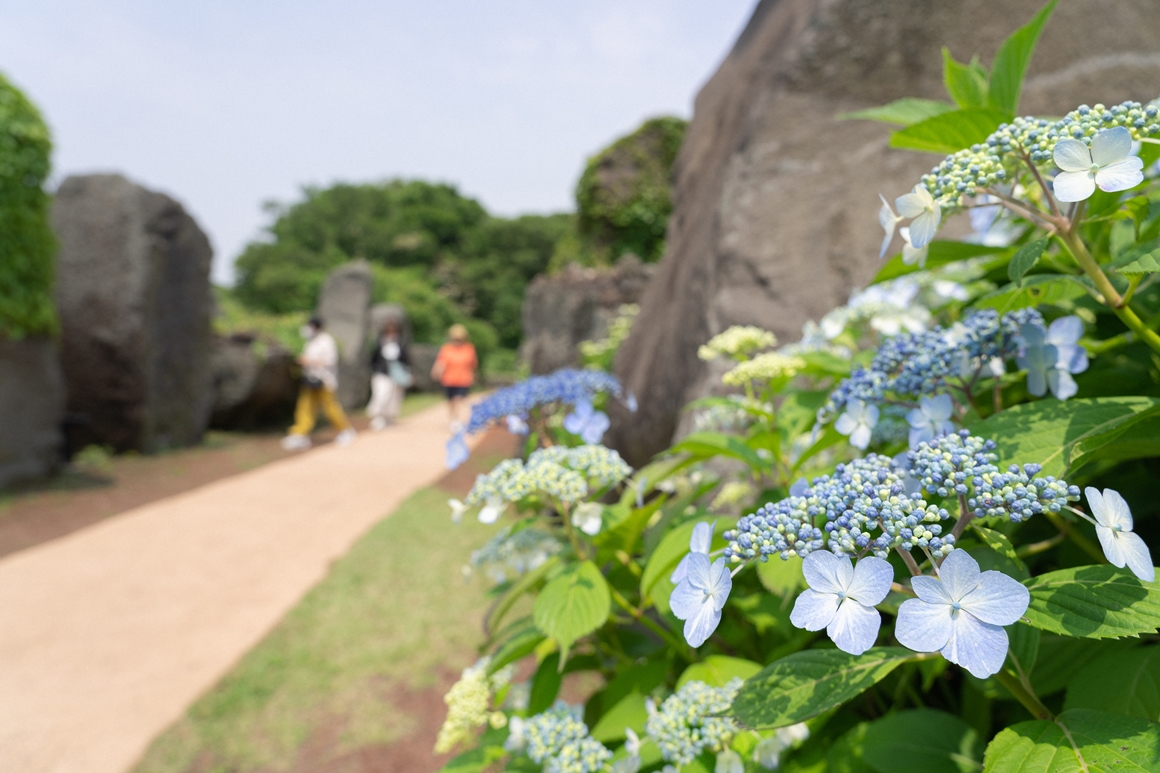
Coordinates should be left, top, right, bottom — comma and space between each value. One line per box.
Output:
0, 1, 755, 282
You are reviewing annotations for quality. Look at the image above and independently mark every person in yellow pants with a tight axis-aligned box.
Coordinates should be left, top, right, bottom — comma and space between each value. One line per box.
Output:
282, 316, 357, 451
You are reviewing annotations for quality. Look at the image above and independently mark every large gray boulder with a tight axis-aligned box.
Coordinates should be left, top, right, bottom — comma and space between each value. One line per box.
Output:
208, 334, 299, 430
609, 0, 1160, 466
316, 260, 373, 410
0, 338, 66, 487
521, 256, 653, 374
53, 174, 214, 453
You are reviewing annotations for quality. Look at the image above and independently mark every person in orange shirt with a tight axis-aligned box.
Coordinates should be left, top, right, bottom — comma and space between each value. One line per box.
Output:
431, 324, 478, 430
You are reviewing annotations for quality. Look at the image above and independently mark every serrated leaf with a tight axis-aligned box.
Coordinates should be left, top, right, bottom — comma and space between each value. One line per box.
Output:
1118, 252, 1160, 277
982, 708, 1160, 772
1064, 646, 1160, 721
1022, 565, 1160, 640
533, 561, 610, 657
972, 397, 1160, 477
731, 647, 917, 729
486, 556, 559, 635
590, 692, 649, 743
839, 98, 955, 127
987, 0, 1058, 114
973, 525, 1025, 572
973, 273, 1089, 313
874, 241, 1010, 284
943, 49, 989, 108
890, 108, 1014, 155
677, 655, 762, 688
487, 617, 545, 674
863, 709, 981, 773
1009, 238, 1048, 287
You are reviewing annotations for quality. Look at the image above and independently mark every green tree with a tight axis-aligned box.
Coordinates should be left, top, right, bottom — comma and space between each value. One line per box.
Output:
574, 115, 687, 263
0, 71, 56, 337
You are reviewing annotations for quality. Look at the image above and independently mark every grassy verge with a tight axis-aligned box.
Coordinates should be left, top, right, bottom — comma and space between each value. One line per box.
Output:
132, 485, 495, 773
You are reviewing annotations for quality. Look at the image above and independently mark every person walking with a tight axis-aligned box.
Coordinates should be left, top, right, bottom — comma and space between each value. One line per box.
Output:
281, 316, 357, 450
367, 319, 411, 430
431, 323, 477, 430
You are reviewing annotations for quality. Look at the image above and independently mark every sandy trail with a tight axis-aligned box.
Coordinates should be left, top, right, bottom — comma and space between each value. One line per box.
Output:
0, 403, 468, 773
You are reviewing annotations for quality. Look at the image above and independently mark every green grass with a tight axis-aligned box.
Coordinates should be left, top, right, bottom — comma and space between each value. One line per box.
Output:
132, 486, 496, 773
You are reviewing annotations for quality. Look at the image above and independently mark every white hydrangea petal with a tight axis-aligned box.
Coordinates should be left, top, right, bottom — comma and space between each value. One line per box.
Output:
1090, 126, 1133, 166
1119, 532, 1155, 583
960, 570, 1029, 626
895, 598, 953, 652
847, 556, 894, 606
669, 578, 705, 621
826, 599, 882, 655
1052, 170, 1096, 202
938, 549, 982, 601
1085, 486, 1108, 527
895, 191, 927, 218
911, 575, 954, 605
690, 521, 714, 554
1053, 138, 1093, 172
801, 550, 847, 595
670, 553, 691, 584
850, 423, 872, 450
1047, 316, 1084, 347
1101, 488, 1135, 531
878, 195, 898, 259
706, 558, 733, 611
1096, 525, 1129, 570
683, 601, 722, 648
940, 612, 1009, 679
834, 412, 858, 436
790, 589, 840, 631
908, 208, 940, 249
1096, 156, 1145, 193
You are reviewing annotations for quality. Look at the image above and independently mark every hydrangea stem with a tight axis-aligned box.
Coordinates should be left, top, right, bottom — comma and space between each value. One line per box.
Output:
995, 668, 1053, 720
897, 548, 922, 577
1043, 509, 1105, 563
607, 585, 694, 659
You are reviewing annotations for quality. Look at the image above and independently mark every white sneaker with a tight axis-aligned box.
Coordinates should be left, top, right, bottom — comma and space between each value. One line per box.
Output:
281, 434, 311, 451
370, 416, 388, 431
335, 429, 357, 447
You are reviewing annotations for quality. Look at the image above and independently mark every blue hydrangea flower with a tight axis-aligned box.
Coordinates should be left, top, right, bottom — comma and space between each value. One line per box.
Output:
446, 432, 470, 470
563, 399, 611, 444
790, 552, 893, 655
467, 369, 623, 434
907, 393, 954, 449
895, 549, 1029, 678
1087, 487, 1154, 582
671, 521, 713, 584
506, 414, 530, 435
670, 554, 732, 647
1053, 126, 1144, 202
1017, 316, 1088, 400
835, 399, 879, 450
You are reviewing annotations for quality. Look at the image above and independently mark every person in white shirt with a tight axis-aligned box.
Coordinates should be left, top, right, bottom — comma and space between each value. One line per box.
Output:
281, 316, 356, 450
366, 319, 411, 430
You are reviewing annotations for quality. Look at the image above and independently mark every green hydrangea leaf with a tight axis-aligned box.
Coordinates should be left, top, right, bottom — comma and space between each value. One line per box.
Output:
677, 655, 762, 688
731, 647, 917, 729
1064, 646, 1160, 721
889, 108, 1014, 155
982, 708, 1160, 772
973, 273, 1090, 313
863, 709, 982, 773
1118, 252, 1160, 277
590, 692, 649, 743
986, 0, 1058, 114
943, 49, 989, 108
839, 98, 955, 127
1022, 565, 1160, 639
1008, 238, 1049, 287
873, 241, 1009, 284
533, 560, 610, 658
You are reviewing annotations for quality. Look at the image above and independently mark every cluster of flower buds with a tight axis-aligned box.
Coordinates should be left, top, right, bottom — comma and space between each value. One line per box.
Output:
465, 445, 631, 508
698, 325, 777, 361
515, 705, 611, 773
644, 679, 743, 766
433, 658, 513, 754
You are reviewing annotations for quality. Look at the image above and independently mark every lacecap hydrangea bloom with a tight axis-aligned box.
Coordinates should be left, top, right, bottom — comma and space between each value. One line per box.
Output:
517, 704, 612, 773
464, 445, 631, 511
469, 526, 561, 583
563, 398, 611, 444
1017, 315, 1089, 401
1085, 487, 1154, 582
434, 658, 513, 754
721, 352, 807, 386
698, 325, 777, 361
645, 679, 743, 766
465, 368, 625, 434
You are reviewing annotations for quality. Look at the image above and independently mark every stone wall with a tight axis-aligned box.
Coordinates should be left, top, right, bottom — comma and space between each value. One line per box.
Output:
0, 338, 66, 487
53, 174, 214, 453
520, 256, 653, 374
608, 0, 1160, 466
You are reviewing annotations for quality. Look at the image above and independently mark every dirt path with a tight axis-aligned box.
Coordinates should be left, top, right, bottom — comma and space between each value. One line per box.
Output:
0, 402, 476, 773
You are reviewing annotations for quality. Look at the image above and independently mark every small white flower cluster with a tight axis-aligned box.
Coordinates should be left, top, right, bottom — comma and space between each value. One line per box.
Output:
509, 704, 612, 773
434, 658, 513, 754
463, 445, 632, 515
698, 326, 777, 361
644, 678, 743, 766
469, 526, 562, 584
721, 352, 807, 387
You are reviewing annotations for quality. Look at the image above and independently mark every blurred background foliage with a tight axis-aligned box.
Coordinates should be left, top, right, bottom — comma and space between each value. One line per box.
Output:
0, 72, 56, 338
226, 115, 686, 354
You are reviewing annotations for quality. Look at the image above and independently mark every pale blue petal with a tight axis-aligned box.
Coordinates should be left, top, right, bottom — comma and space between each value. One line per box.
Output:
850, 424, 872, 450
789, 589, 839, 631
895, 191, 927, 219
790, 478, 810, 497
847, 556, 894, 605
1096, 157, 1144, 193
1047, 370, 1077, 401
834, 412, 858, 436
1020, 322, 1047, 348
1097, 525, 1128, 569
669, 579, 704, 621
928, 393, 954, 421
689, 521, 714, 554
1047, 316, 1084, 347
1053, 138, 1092, 172
1101, 488, 1135, 531
911, 575, 954, 605
684, 552, 713, 590
562, 412, 584, 435
706, 558, 733, 611
1053, 170, 1096, 202
1025, 365, 1047, 397
909, 209, 940, 248
960, 571, 1029, 626
909, 426, 933, 450
802, 551, 849, 595
670, 554, 691, 584
827, 599, 881, 655
895, 598, 953, 652
1120, 533, 1155, 582
1085, 487, 1107, 527
938, 549, 982, 602
940, 612, 1009, 679
581, 410, 610, 444
1090, 126, 1133, 166
683, 601, 722, 647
